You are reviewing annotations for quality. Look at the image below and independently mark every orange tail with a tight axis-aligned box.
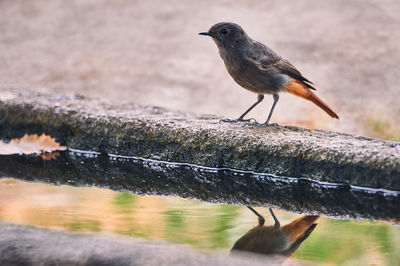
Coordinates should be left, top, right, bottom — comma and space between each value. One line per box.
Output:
286, 79, 339, 119
282, 215, 320, 242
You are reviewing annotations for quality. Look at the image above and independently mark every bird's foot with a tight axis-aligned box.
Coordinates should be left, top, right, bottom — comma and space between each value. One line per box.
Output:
219, 117, 257, 124
252, 122, 279, 127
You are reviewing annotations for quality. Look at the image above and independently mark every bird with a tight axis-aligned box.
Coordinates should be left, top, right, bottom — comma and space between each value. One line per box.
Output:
231, 207, 319, 261
199, 22, 339, 125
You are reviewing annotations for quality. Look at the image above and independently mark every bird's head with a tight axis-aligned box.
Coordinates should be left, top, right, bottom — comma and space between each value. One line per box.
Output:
199, 22, 248, 47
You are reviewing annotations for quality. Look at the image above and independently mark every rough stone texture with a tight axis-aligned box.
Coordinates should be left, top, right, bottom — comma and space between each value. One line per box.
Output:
0, 223, 277, 266
1, 88, 399, 191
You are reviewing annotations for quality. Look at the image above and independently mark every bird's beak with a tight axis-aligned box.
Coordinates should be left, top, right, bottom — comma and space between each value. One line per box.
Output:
199, 32, 212, 37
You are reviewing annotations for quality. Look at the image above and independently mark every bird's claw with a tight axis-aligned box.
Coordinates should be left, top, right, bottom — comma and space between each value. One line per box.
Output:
252, 122, 279, 127
220, 118, 278, 127
219, 117, 257, 124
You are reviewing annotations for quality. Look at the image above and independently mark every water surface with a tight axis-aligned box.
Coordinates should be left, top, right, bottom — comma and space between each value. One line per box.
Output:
1, 178, 399, 265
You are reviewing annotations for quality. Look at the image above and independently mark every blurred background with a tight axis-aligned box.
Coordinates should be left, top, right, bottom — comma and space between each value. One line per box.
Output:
1, 1, 400, 265
1, 0, 399, 140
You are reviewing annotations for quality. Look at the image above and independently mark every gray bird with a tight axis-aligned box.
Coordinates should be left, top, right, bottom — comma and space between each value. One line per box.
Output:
199, 22, 339, 125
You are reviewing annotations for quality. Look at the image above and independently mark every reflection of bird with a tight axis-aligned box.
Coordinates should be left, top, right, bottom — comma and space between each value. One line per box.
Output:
231, 207, 319, 259
199, 22, 339, 125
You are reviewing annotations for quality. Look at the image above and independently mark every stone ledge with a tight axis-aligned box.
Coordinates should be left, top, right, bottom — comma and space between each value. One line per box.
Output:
1, 87, 399, 190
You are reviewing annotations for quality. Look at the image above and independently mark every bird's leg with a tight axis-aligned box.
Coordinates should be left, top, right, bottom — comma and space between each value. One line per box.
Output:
255, 94, 279, 126
269, 208, 280, 228
247, 206, 265, 226
221, 94, 264, 123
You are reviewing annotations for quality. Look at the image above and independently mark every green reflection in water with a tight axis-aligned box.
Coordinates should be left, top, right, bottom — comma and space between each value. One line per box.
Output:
112, 192, 137, 213
112, 192, 141, 237
163, 209, 193, 244
294, 219, 400, 265
207, 205, 240, 249
161, 205, 241, 248
64, 219, 101, 232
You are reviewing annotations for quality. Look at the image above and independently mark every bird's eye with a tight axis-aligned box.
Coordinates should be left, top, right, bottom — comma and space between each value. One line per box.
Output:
221, 28, 229, 35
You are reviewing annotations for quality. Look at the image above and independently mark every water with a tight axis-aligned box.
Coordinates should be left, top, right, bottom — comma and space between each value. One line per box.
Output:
1, 178, 399, 265
0, 144, 399, 265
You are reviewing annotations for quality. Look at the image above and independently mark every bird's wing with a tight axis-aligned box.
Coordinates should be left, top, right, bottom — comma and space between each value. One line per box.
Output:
244, 42, 316, 90
271, 59, 316, 90
245, 41, 282, 67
